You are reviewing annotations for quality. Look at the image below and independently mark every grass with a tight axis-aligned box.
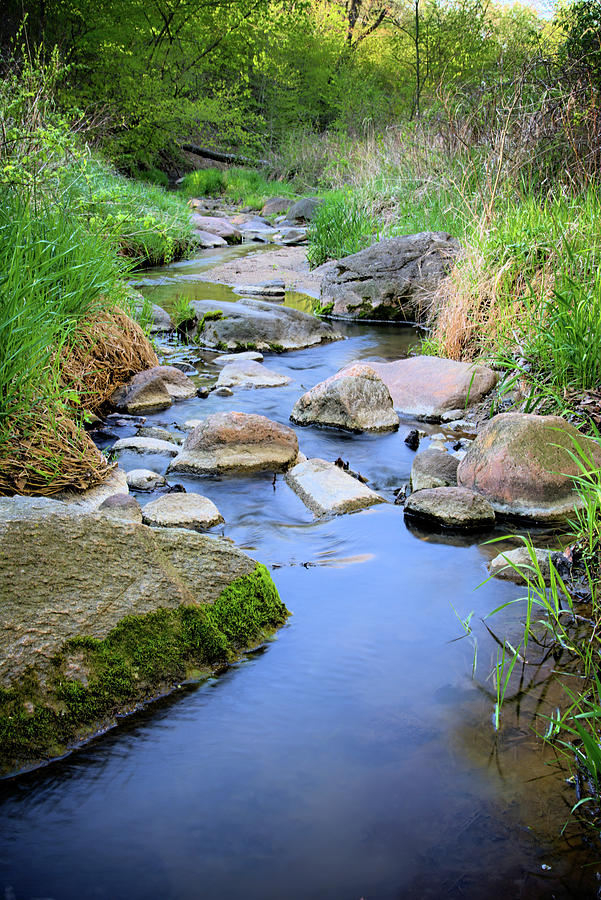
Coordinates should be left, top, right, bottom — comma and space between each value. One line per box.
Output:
182, 166, 296, 210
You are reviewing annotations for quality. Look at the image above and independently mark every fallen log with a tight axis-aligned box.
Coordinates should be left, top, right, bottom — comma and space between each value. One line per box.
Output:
180, 143, 268, 167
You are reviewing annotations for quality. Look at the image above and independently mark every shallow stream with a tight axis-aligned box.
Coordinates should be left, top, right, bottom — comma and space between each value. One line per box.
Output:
0, 245, 598, 899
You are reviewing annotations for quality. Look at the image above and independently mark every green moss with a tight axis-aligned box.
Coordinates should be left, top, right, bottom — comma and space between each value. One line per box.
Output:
197, 309, 224, 335
312, 300, 334, 317
0, 564, 288, 775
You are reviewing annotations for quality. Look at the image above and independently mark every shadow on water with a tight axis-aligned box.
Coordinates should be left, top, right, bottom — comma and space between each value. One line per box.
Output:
2, 246, 600, 899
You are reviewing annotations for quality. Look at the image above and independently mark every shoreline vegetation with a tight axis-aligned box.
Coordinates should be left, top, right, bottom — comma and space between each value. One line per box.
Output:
3, 0, 601, 853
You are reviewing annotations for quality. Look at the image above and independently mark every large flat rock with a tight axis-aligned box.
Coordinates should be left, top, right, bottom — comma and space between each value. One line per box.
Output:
190, 297, 342, 352
142, 493, 224, 530
320, 233, 460, 321
169, 411, 299, 476
216, 360, 291, 389
285, 458, 385, 516
368, 356, 497, 421
290, 363, 399, 432
457, 412, 601, 522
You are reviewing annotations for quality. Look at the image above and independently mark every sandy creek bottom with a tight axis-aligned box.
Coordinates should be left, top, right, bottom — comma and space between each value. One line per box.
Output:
0, 244, 599, 899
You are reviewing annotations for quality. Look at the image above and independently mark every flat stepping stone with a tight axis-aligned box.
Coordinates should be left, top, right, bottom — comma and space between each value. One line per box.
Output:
368, 356, 497, 421
232, 281, 285, 298
291, 363, 398, 433
126, 469, 168, 491
142, 493, 224, 530
458, 412, 601, 523
410, 448, 458, 492
285, 458, 385, 517
404, 487, 496, 529
214, 351, 264, 366
217, 360, 291, 389
112, 437, 179, 456
136, 425, 177, 443
169, 411, 299, 476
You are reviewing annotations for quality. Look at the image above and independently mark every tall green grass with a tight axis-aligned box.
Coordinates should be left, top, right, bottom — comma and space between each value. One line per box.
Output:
182, 166, 295, 210
0, 188, 127, 440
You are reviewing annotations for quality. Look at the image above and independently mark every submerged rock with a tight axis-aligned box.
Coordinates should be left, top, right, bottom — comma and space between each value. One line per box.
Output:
285, 458, 385, 517
410, 448, 458, 492
232, 280, 285, 298
290, 363, 399, 433
216, 360, 291, 389
319, 233, 460, 321
368, 356, 497, 421
142, 493, 224, 530
404, 487, 496, 529
0, 496, 288, 774
457, 413, 601, 523
190, 297, 342, 352
168, 411, 299, 476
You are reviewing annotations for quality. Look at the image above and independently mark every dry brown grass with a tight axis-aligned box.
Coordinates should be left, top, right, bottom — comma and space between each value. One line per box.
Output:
59, 307, 159, 413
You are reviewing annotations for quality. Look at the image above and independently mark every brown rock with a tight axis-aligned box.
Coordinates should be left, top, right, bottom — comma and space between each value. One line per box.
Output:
111, 366, 196, 413
368, 356, 497, 421
168, 411, 299, 475
410, 448, 458, 491
457, 412, 601, 522
261, 197, 292, 217
404, 487, 496, 529
191, 214, 242, 244
142, 493, 224, 530
291, 363, 399, 432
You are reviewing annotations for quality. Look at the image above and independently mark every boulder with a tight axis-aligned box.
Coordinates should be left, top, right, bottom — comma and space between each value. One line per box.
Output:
190, 214, 241, 244
457, 412, 601, 523
126, 469, 168, 491
282, 197, 322, 224
0, 496, 287, 773
410, 448, 459, 492
488, 547, 554, 584
261, 197, 292, 217
142, 493, 224, 530
319, 232, 460, 321
367, 356, 497, 421
168, 411, 299, 476
194, 230, 228, 249
98, 493, 143, 524
216, 360, 291, 389
285, 458, 385, 517
404, 487, 496, 529
53, 467, 129, 511
111, 366, 196, 413
214, 350, 264, 366
190, 298, 342, 352
290, 363, 399, 433
112, 436, 179, 456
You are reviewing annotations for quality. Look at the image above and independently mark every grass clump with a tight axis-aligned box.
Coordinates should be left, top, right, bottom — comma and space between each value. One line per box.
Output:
307, 190, 380, 268
182, 166, 295, 210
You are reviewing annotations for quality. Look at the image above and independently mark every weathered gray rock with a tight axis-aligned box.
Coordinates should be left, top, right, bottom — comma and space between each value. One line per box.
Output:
134, 301, 172, 334
142, 493, 224, 530
217, 360, 291, 389
320, 233, 460, 321
214, 350, 264, 366
404, 487, 496, 529
261, 197, 292, 217
285, 458, 385, 516
190, 298, 342, 352
232, 280, 285, 298
191, 214, 242, 243
194, 229, 228, 249
111, 366, 196, 413
169, 411, 299, 476
290, 363, 399, 433
136, 425, 177, 443
53, 467, 129, 511
112, 436, 179, 456
282, 197, 322, 224
98, 493, 143, 524
279, 227, 307, 245
367, 356, 498, 421
489, 547, 554, 584
457, 413, 601, 523
410, 448, 459, 492
126, 469, 168, 491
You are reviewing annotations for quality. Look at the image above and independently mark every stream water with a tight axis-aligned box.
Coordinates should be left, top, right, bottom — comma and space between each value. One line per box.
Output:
0, 245, 599, 899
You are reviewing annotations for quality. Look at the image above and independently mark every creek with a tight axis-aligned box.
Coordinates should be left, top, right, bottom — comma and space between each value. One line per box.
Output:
0, 244, 597, 899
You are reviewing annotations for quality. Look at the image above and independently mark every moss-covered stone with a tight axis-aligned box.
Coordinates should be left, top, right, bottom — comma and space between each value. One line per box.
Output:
0, 564, 288, 776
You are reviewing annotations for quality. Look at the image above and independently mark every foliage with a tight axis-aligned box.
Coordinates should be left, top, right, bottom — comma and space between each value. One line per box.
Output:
182, 165, 295, 209
307, 190, 381, 267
